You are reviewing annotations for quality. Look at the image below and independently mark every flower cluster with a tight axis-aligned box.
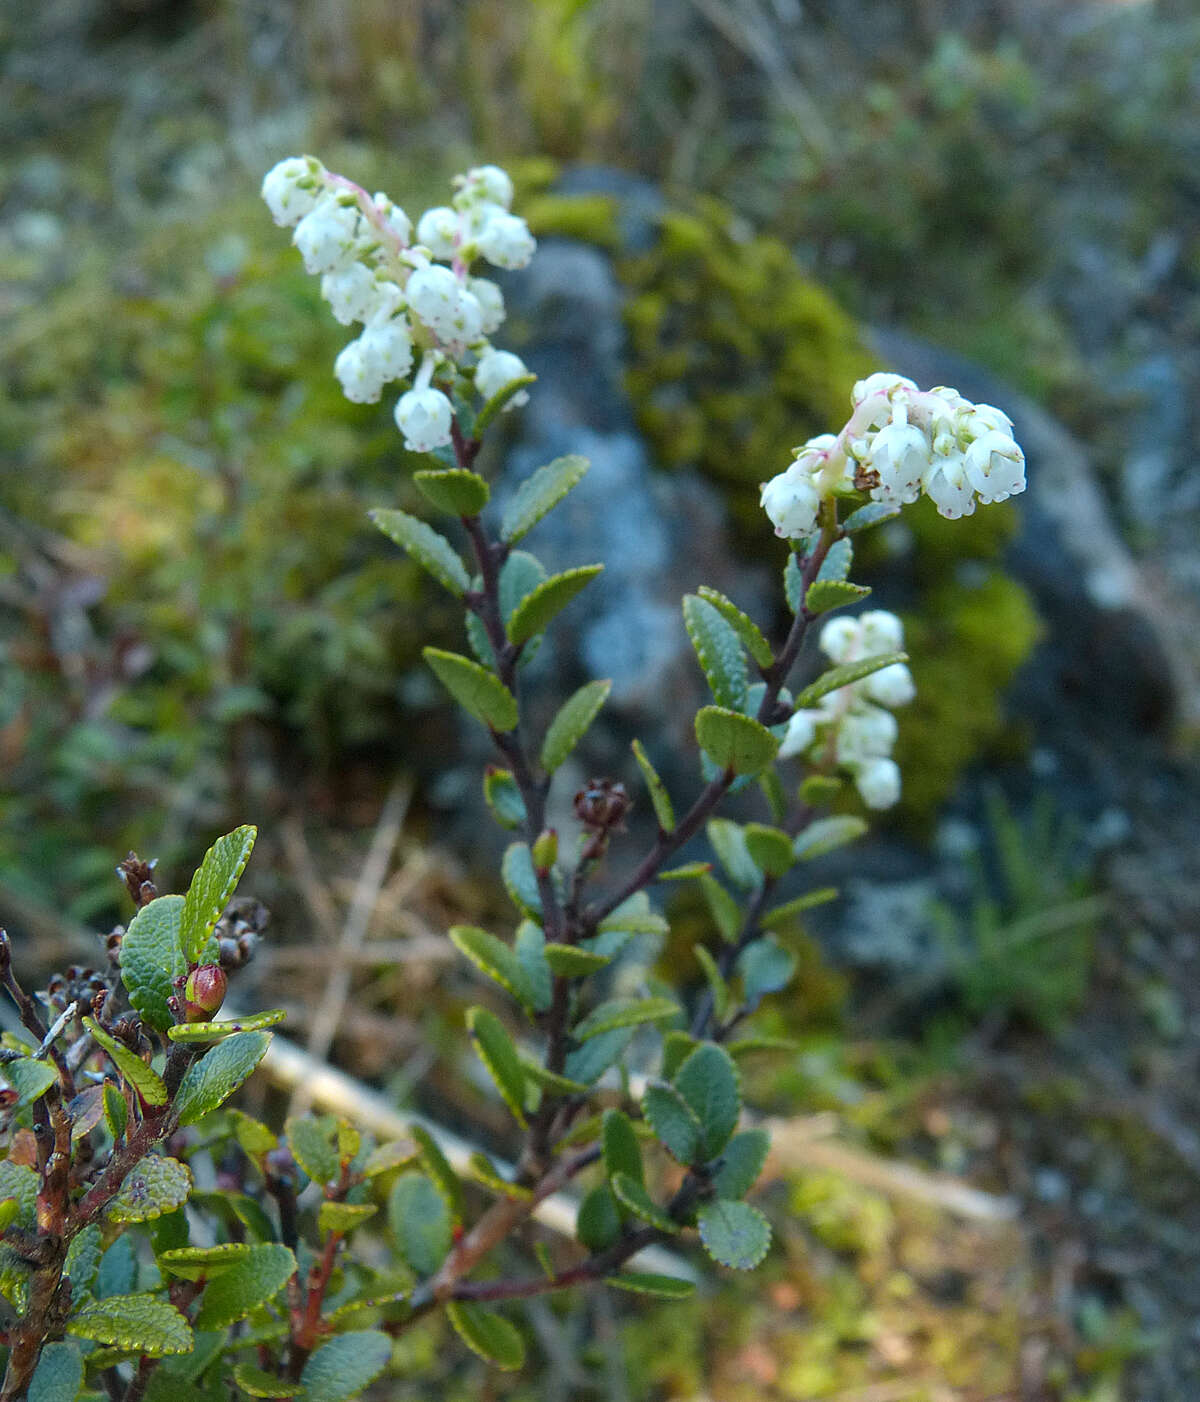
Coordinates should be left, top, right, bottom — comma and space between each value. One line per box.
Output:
262, 157, 536, 452
778, 610, 915, 809
760, 372, 1026, 537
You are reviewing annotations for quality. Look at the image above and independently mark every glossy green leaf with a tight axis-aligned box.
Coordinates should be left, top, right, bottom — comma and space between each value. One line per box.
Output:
540, 679, 611, 773
28, 1340, 83, 1402
683, 594, 747, 711
743, 823, 796, 878
300, 1330, 394, 1402
83, 1018, 167, 1107
173, 1030, 271, 1126
699, 873, 741, 944
483, 768, 526, 830
795, 650, 907, 708
805, 578, 871, 614
564, 1026, 635, 1084
413, 467, 490, 516
410, 1124, 465, 1223
500, 453, 590, 543
507, 564, 603, 646
285, 1113, 349, 1187
696, 1199, 771, 1269
712, 1129, 771, 1200
608, 1271, 696, 1298
2, 1057, 57, 1108
657, 861, 712, 881
513, 921, 552, 1013
542, 943, 611, 976
706, 818, 760, 890
157, 1243, 253, 1281
422, 647, 518, 731
166, 1008, 285, 1043
660, 1030, 699, 1081
694, 944, 731, 1021
519, 1057, 588, 1096
68, 1293, 193, 1356
816, 537, 853, 582
103, 1081, 128, 1139
842, 501, 901, 532
610, 1173, 678, 1232
361, 1140, 418, 1178
601, 1108, 643, 1186
118, 895, 185, 1033
388, 1172, 451, 1276
631, 739, 675, 832
193, 1242, 297, 1330
231, 1363, 303, 1398
466, 1007, 527, 1126
449, 925, 534, 1012
108, 1155, 192, 1224
576, 1183, 622, 1251
465, 1152, 533, 1200
674, 1042, 741, 1159
793, 815, 868, 859
501, 842, 542, 918
574, 996, 679, 1042
694, 707, 779, 776
696, 586, 773, 667
446, 1301, 525, 1371
180, 825, 256, 964
596, 891, 670, 939
738, 937, 797, 1006
761, 886, 838, 929
642, 1083, 702, 1164
370, 508, 470, 596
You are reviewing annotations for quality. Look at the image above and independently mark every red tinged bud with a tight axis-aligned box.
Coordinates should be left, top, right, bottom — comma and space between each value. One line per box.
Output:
182, 964, 228, 1021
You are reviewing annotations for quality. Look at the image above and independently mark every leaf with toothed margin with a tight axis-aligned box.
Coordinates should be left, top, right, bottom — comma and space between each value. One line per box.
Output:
843, 501, 901, 533
706, 818, 760, 890
466, 1007, 527, 1127
696, 586, 773, 667
673, 1042, 741, 1160
805, 578, 871, 614
423, 648, 518, 731
608, 1272, 696, 1299
167, 1008, 286, 1043
610, 1173, 679, 1232
299, 1330, 395, 1402
118, 895, 185, 1033
514, 921, 552, 1013
388, 1172, 451, 1276
694, 707, 779, 776
793, 816, 868, 860
448, 925, 534, 1012
541, 679, 611, 773
500, 454, 590, 543
683, 594, 747, 711
172, 1031, 271, 1126
795, 650, 907, 708
68, 1293, 194, 1356
563, 1026, 635, 1085
631, 738, 675, 831
642, 1082, 702, 1164
694, 945, 731, 1021
573, 997, 680, 1042
410, 1124, 465, 1223
180, 825, 257, 964
697, 1199, 772, 1269
192, 1243, 297, 1330
542, 943, 611, 977
601, 1108, 643, 1186
483, 768, 526, 830
447, 1301, 526, 1371
743, 823, 796, 878
107, 1155, 192, 1224
413, 467, 490, 517
712, 1128, 771, 1200
576, 1183, 622, 1251
507, 564, 603, 645
84, 1018, 167, 1107
157, 1244, 253, 1281
370, 508, 470, 596
1, 1057, 57, 1109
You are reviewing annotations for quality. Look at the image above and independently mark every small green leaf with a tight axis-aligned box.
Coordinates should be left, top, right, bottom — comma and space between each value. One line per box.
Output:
696, 586, 773, 667
805, 578, 871, 614
816, 537, 853, 582
674, 1043, 741, 1159
743, 823, 795, 878
596, 892, 670, 939
231, 1363, 304, 1398
449, 925, 534, 1012
64, 1224, 102, 1295
388, 1172, 451, 1276
423, 647, 518, 731
108, 1155, 192, 1224
180, 825, 256, 964
657, 861, 712, 881
2, 1057, 58, 1108
166, 1008, 285, 1043
683, 595, 747, 711
541, 679, 611, 773
574, 996, 680, 1042
608, 1272, 695, 1299
413, 468, 490, 516
193, 1243, 297, 1330
601, 1108, 643, 1186
711, 1129, 771, 1200
83, 1018, 167, 1107
483, 768, 526, 830
761, 886, 838, 929
500, 453, 590, 543
158, 1244, 253, 1280
466, 1007, 527, 1127
475, 372, 538, 436
706, 818, 760, 890
631, 739, 675, 832
610, 1173, 678, 1232
519, 1057, 589, 1096
800, 773, 844, 806
514, 921, 552, 1013
576, 1183, 622, 1251
96, 1233, 136, 1299
795, 650, 907, 708
118, 895, 185, 1033
642, 1083, 702, 1164
661, 1030, 699, 1081
446, 1301, 525, 1371
842, 501, 901, 532
542, 943, 611, 976
465, 1152, 533, 1200
694, 707, 779, 776
501, 842, 543, 918
370, 508, 470, 596
173, 1030, 271, 1126
286, 1115, 343, 1186
699, 873, 741, 944
103, 1081, 128, 1139
299, 1331, 393, 1402
507, 565, 603, 646
565, 1026, 635, 1084
694, 945, 731, 1021
361, 1140, 418, 1178
793, 815, 868, 859
784, 554, 805, 613
696, 1199, 771, 1270
28, 1340, 83, 1402
737, 937, 797, 1006
68, 1293, 193, 1356
410, 1124, 465, 1223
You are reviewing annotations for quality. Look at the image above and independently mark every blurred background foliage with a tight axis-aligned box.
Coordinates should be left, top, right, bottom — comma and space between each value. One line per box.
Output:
2, 0, 1198, 1397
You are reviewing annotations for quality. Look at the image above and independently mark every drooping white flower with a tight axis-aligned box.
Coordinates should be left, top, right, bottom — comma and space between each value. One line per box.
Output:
262, 157, 323, 227
857, 611, 905, 655
416, 206, 460, 260
320, 262, 378, 325
458, 165, 514, 209
760, 469, 820, 539
778, 708, 821, 760
395, 387, 453, 452
334, 338, 385, 404
446, 287, 484, 345
923, 452, 976, 519
838, 705, 898, 762
867, 420, 930, 505
293, 195, 362, 274
469, 277, 505, 335
360, 318, 414, 382
963, 429, 1026, 504
819, 617, 860, 664
862, 662, 916, 708
405, 264, 466, 339
852, 371, 917, 410
475, 348, 530, 407
855, 757, 901, 810
477, 212, 537, 270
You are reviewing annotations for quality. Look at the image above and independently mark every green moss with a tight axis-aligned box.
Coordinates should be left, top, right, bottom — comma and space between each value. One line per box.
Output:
524, 192, 621, 250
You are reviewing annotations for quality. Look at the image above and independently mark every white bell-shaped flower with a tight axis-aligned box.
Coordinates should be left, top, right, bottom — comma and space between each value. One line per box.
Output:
855, 757, 901, 810
963, 429, 1026, 504
475, 348, 530, 407
760, 468, 820, 539
924, 452, 976, 519
320, 263, 378, 326
360, 319, 414, 382
857, 611, 904, 655
459, 165, 514, 209
778, 708, 821, 760
819, 617, 860, 664
334, 338, 385, 404
477, 212, 537, 270
862, 662, 916, 708
261, 157, 322, 227
416, 206, 460, 260
406, 264, 466, 339
838, 705, 898, 763
469, 278, 505, 335
395, 387, 453, 453
867, 420, 930, 505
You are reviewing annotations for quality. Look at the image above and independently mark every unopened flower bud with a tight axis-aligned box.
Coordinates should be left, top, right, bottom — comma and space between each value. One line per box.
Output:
183, 964, 227, 1021
574, 779, 631, 831
531, 829, 558, 873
